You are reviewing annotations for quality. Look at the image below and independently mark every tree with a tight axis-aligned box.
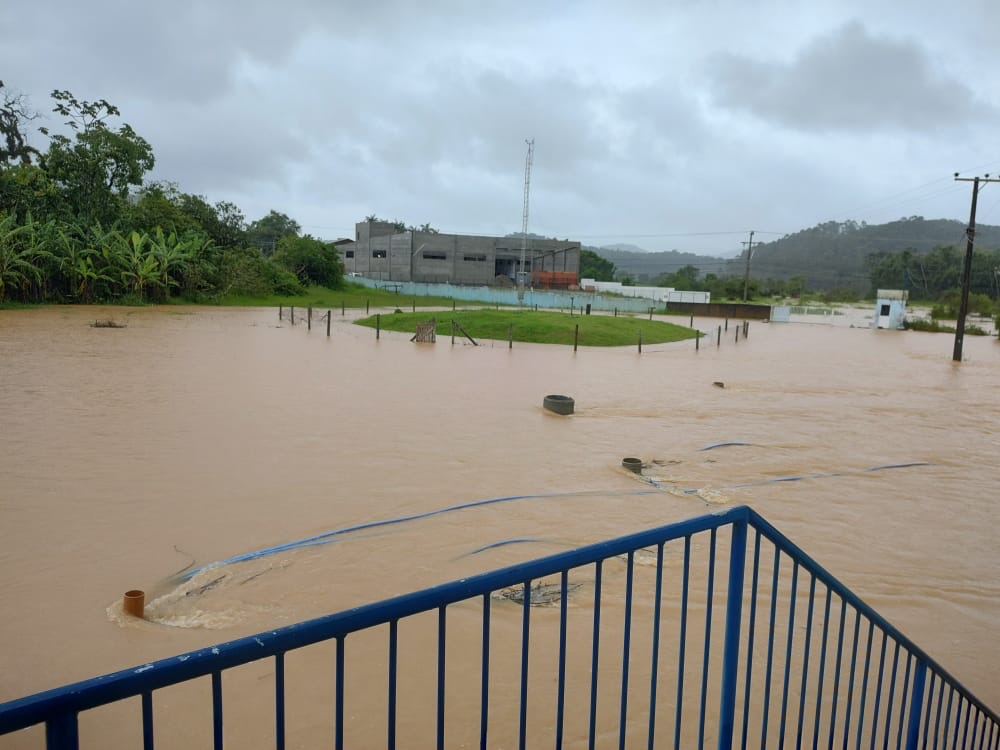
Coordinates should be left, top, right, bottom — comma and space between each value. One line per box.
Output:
272, 235, 343, 288
579, 248, 616, 281
247, 210, 300, 256
0, 81, 40, 168
40, 90, 154, 226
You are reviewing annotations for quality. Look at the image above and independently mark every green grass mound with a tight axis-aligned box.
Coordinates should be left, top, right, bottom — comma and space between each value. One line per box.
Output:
354, 309, 700, 347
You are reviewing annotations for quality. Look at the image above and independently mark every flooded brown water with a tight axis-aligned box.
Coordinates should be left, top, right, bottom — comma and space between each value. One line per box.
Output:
1, 305, 999, 745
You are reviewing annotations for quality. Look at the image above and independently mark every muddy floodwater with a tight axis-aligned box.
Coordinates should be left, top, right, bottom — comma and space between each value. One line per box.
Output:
1, 305, 999, 745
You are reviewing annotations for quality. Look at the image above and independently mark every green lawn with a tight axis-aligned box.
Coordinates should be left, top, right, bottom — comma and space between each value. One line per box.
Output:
354, 309, 701, 347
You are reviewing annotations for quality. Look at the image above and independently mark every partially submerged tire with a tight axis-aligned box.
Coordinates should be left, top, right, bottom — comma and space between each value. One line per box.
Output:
543, 394, 575, 415
621, 457, 643, 473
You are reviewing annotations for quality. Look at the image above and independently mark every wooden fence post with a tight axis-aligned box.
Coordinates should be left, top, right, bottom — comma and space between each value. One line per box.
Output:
291, 307, 295, 325
307, 306, 312, 330
279, 305, 283, 320
326, 310, 331, 337
508, 323, 513, 349
717, 326, 721, 346
638, 330, 642, 353
376, 314, 380, 340
574, 324, 579, 352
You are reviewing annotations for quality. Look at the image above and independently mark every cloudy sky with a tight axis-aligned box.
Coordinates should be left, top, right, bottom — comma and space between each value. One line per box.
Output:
4, 0, 999, 256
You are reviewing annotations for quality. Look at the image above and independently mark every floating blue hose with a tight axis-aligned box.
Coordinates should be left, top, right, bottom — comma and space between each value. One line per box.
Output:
461, 538, 545, 557
699, 441, 753, 451
177, 457, 931, 581
178, 489, 660, 580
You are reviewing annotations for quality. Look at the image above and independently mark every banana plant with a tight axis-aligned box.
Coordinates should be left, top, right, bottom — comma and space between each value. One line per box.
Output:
0, 213, 43, 303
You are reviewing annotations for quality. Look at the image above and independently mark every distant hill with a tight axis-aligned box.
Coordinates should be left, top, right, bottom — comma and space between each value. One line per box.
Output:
726, 217, 1000, 291
593, 246, 730, 280
587, 218, 1000, 291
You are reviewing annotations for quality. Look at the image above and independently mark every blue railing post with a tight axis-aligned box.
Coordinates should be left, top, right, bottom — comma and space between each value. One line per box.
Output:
904, 659, 928, 750
717, 518, 747, 750
46, 712, 78, 750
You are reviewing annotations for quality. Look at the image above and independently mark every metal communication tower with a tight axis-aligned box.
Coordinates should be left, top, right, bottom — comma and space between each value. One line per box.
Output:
518, 138, 534, 296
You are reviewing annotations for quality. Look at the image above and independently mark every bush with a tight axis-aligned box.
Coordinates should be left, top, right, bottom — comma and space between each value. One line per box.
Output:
218, 248, 304, 297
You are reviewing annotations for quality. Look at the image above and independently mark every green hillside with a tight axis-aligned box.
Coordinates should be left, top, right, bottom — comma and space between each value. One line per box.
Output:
593, 217, 1000, 293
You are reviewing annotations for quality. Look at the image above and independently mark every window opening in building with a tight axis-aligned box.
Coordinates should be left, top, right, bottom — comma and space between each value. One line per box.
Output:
880, 304, 890, 316
345, 250, 354, 258
464, 254, 487, 262
372, 250, 387, 259
424, 253, 447, 260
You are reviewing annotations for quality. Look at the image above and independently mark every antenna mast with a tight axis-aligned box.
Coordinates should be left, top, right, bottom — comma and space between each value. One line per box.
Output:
519, 138, 534, 296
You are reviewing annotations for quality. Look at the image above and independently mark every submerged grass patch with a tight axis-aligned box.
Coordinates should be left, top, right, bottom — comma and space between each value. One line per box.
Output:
354, 309, 700, 347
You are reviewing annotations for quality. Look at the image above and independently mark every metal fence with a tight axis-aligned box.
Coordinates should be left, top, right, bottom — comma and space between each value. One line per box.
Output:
1, 505, 996, 749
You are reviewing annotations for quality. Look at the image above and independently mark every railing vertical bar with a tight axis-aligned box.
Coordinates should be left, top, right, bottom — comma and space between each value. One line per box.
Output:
740, 530, 762, 750
895, 653, 913, 750
481, 593, 491, 750
868, 631, 888, 750
942, 686, 955, 750
519, 582, 531, 750
556, 571, 568, 750
211, 671, 223, 750
854, 620, 875, 750
951, 692, 965, 749
274, 652, 285, 750
922, 672, 944, 750
814, 587, 834, 750
648, 542, 666, 750
778, 561, 799, 749
673, 537, 691, 750
842, 610, 862, 750
438, 605, 448, 750
141, 691, 154, 750
45, 713, 78, 750
760, 542, 782, 750
829, 599, 849, 750
335, 637, 344, 750
697, 528, 718, 750
904, 660, 928, 750
387, 622, 398, 750
881, 643, 901, 750
717, 518, 747, 750
962, 698, 973, 750
971, 707, 982, 750
796, 574, 817, 750
619, 551, 635, 750
589, 561, 604, 750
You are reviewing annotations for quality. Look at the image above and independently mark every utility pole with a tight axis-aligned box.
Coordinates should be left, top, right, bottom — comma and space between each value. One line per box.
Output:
953, 173, 999, 362
519, 138, 535, 302
741, 230, 756, 302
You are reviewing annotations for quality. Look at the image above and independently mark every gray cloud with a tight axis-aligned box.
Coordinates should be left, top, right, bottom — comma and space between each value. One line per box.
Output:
3, 2, 999, 252
707, 20, 996, 134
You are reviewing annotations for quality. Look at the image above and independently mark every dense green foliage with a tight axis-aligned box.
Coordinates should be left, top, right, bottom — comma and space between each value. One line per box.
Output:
354, 309, 700, 347
579, 248, 616, 280
0, 84, 343, 305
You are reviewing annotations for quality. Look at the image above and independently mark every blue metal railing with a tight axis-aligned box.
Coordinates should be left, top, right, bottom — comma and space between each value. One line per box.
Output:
1, 505, 996, 749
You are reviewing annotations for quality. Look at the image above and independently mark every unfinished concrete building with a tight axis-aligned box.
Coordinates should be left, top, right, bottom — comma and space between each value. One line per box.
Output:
337, 220, 581, 288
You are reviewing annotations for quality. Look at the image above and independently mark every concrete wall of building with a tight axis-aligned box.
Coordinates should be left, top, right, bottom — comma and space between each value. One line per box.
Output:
339, 222, 581, 286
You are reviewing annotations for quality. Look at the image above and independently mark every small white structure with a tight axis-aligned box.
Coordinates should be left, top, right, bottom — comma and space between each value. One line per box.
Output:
874, 289, 908, 329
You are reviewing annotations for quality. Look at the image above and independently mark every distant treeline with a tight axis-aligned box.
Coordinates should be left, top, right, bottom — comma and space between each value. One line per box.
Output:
0, 83, 343, 304
588, 217, 1000, 302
